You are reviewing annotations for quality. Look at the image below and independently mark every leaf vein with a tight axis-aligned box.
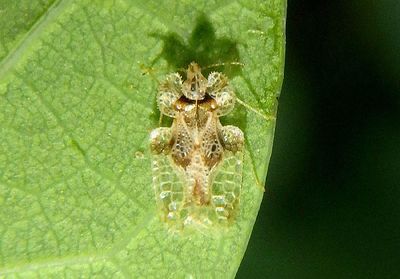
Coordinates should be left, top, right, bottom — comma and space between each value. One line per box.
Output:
0, 0, 71, 79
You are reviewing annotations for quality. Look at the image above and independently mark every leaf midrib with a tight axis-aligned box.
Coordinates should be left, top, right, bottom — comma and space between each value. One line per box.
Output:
0, 0, 67, 79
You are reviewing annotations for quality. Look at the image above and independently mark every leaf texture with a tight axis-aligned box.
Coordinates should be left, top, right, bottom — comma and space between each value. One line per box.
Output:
0, 0, 286, 277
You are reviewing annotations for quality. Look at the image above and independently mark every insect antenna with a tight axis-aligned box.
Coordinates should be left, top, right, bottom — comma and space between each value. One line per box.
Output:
202, 61, 245, 71
203, 61, 276, 121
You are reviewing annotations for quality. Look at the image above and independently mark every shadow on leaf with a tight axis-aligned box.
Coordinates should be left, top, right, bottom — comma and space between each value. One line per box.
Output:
151, 14, 242, 77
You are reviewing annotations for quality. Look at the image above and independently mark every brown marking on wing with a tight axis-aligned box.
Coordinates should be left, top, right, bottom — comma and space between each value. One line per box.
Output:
193, 178, 210, 205
171, 113, 194, 168
200, 112, 224, 168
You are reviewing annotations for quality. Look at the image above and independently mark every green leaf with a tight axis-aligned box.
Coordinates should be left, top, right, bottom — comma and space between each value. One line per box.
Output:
0, 0, 285, 277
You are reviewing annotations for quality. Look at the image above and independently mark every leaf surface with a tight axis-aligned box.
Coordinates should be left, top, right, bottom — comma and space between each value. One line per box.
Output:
0, 0, 285, 277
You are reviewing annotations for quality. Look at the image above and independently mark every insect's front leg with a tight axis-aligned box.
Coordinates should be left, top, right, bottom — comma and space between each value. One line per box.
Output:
219, 125, 244, 153
207, 72, 235, 116
150, 127, 172, 154
158, 73, 183, 118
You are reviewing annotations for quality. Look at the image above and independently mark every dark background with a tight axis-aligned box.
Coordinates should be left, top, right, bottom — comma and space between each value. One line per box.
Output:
237, 1, 400, 278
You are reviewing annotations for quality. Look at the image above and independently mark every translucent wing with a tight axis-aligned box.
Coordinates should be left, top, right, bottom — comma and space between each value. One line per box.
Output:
151, 149, 243, 228
152, 151, 216, 228
210, 149, 243, 222
151, 153, 186, 227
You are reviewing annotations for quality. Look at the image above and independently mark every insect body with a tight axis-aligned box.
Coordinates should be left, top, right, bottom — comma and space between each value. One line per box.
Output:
150, 62, 244, 227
